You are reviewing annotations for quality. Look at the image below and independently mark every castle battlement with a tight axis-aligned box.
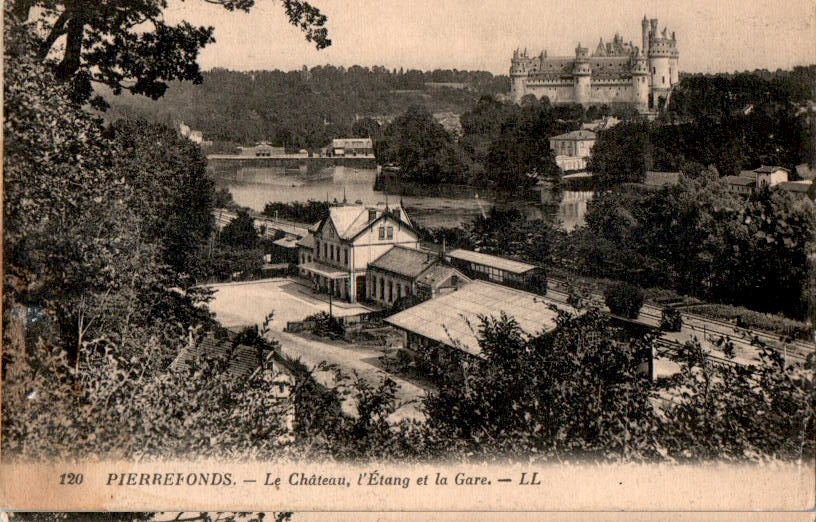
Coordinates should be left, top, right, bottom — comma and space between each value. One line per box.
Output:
510, 15, 679, 113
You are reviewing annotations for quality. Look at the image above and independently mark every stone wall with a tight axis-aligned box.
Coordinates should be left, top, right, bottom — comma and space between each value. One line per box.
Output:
525, 81, 635, 106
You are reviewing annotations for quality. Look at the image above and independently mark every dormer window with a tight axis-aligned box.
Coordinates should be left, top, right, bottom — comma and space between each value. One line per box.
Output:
368, 209, 377, 222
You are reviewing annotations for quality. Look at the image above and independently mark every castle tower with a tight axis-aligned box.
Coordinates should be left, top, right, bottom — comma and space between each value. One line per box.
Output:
641, 15, 650, 57
646, 18, 677, 110
572, 43, 591, 105
631, 48, 649, 113
509, 48, 529, 103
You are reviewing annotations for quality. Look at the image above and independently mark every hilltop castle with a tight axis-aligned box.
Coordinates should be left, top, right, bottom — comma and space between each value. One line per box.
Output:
510, 16, 679, 113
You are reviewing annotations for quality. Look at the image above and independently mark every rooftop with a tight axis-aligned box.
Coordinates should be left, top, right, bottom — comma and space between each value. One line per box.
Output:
296, 233, 316, 249
754, 165, 790, 174
332, 137, 373, 147
415, 264, 470, 289
324, 203, 411, 240
170, 333, 260, 379
369, 246, 438, 278
550, 130, 597, 141
722, 176, 756, 186
386, 281, 576, 357
273, 236, 300, 249
447, 248, 538, 275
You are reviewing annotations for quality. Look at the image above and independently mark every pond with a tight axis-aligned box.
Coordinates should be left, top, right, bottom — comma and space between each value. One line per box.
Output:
212, 165, 592, 230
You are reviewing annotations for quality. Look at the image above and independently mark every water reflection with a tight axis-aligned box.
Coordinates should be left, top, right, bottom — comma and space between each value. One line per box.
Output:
213, 165, 591, 230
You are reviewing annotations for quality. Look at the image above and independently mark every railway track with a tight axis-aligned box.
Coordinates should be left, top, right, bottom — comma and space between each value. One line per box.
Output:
545, 275, 813, 364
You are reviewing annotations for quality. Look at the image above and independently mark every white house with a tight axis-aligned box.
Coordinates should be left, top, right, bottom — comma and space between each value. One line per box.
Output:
754, 166, 789, 188
299, 203, 419, 303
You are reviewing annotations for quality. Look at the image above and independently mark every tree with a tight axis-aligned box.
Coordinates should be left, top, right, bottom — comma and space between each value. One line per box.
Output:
13, 0, 330, 106
662, 339, 814, 461
106, 118, 215, 277
376, 106, 470, 185
220, 209, 260, 249
604, 282, 644, 319
423, 310, 661, 460
485, 100, 561, 193
3, 19, 196, 365
351, 117, 381, 138
588, 121, 651, 188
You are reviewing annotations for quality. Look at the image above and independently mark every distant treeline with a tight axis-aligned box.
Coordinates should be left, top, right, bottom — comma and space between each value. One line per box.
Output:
263, 200, 329, 224
103, 65, 509, 150
588, 66, 816, 187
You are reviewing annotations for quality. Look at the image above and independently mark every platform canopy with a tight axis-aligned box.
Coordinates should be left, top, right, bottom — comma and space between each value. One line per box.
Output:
300, 261, 350, 280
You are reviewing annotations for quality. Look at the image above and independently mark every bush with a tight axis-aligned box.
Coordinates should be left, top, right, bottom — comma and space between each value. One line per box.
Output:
304, 312, 345, 337
604, 282, 644, 319
660, 307, 683, 332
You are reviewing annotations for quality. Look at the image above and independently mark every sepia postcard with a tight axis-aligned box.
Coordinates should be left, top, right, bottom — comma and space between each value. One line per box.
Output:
1, 0, 815, 519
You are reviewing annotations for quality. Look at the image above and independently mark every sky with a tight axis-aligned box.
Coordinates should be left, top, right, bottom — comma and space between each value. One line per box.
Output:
163, 0, 816, 75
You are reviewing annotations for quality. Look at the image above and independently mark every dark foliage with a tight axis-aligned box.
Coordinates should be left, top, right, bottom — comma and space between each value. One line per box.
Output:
604, 282, 645, 319
263, 200, 329, 224
106, 118, 215, 277
660, 308, 683, 332
105, 66, 508, 150
220, 209, 259, 249
589, 68, 816, 189
583, 178, 816, 319
13, 0, 330, 106
376, 105, 472, 185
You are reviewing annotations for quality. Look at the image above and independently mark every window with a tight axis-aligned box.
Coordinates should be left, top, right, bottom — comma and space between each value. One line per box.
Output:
330, 245, 334, 261
397, 284, 402, 299
301, 253, 305, 263
378, 227, 385, 240
386, 226, 394, 240
316, 241, 320, 257
662, 76, 665, 85
323, 243, 327, 258
388, 281, 393, 302
379, 277, 385, 299
344, 248, 348, 265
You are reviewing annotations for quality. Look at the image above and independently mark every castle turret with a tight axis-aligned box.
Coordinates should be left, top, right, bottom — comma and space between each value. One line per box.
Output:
641, 15, 650, 57
572, 43, 591, 105
508, 16, 678, 110
631, 47, 649, 113
646, 18, 678, 109
509, 48, 529, 103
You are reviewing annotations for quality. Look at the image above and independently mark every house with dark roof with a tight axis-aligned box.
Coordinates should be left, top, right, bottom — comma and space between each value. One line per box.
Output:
299, 203, 419, 303
170, 330, 295, 401
722, 175, 756, 196
169, 330, 295, 439
366, 246, 469, 307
